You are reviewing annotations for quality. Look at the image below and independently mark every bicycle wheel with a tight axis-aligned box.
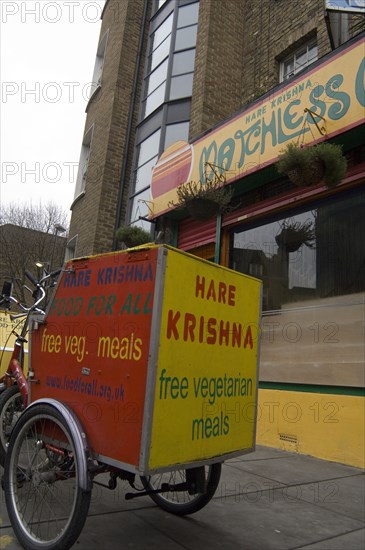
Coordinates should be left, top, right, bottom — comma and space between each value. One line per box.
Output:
0, 385, 24, 467
4, 402, 92, 550
140, 463, 221, 515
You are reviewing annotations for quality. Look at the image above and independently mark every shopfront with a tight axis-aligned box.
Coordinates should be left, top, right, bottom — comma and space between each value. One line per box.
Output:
150, 33, 365, 467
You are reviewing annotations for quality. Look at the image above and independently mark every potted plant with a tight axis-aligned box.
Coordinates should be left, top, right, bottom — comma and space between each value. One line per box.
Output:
312, 142, 347, 187
115, 225, 151, 248
275, 219, 315, 253
173, 173, 233, 221
276, 142, 347, 188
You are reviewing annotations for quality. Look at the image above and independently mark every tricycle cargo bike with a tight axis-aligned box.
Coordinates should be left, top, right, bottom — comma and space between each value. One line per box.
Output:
2, 245, 262, 550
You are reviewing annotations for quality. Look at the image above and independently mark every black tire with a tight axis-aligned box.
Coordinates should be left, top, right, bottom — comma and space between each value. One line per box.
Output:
140, 463, 221, 515
0, 385, 24, 467
4, 403, 92, 550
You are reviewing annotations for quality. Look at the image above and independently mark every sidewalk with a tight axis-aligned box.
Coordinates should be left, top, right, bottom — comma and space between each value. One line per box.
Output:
1, 446, 364, 549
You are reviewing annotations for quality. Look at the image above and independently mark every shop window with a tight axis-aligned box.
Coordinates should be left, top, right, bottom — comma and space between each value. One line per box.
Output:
280, 40, 318, 81
230, 191, 364, 312
230, 188, 364, 386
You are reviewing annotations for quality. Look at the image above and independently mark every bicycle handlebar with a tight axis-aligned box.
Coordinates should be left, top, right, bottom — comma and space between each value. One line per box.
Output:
0, 268, 62, 314
25, 270, 38, 287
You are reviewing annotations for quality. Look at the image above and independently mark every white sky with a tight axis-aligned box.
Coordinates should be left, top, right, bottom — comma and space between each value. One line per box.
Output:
0, 0, 105, 217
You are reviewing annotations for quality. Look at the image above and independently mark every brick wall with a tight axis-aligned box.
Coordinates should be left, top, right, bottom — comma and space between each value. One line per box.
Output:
190, 0, 245, 140
69, 0, 148, 257
190, 0, 333, 140
69, 0, 362, 256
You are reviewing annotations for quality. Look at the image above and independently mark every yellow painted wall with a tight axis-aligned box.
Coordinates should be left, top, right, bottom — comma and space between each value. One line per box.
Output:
0, 310, 28, 377
256, 388, 365, 469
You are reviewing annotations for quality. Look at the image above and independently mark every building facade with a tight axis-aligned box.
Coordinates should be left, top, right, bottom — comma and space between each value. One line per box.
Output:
68, 0, 364, 467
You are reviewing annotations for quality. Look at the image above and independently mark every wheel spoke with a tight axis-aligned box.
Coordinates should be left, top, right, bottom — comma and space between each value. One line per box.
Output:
141, 464, 221, 515
4, 403, 91, 549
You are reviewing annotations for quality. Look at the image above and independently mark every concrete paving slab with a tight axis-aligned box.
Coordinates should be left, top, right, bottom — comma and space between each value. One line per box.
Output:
297, 527, 365, 549
228, 450, 362, 486
298, 472, 365, 522
79, 509, 185, 549
0, 446, 364, 550
131, 491, 364, 550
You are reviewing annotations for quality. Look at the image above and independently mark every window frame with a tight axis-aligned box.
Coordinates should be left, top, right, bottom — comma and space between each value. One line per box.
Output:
279, 39, 318, 82
74, 124, 94, 201
90, 30, 109, 95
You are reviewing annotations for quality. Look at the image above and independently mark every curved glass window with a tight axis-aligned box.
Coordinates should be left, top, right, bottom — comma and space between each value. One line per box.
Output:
148, 58, 168, 94
172, 49, 196, 76
138, 129, 161, 166
164, 121, 189, 148
150, 35, 172, 71
175, 25, 198, 51
144, 82, 167, 118
129, 1, 199, 229
152, 12, 173, 52
169, 73, 194, 100
177, 2, 199, 27
134, 155, 158, 193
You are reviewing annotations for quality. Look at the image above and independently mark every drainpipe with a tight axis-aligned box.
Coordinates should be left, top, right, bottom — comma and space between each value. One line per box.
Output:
112, 0, 150, 250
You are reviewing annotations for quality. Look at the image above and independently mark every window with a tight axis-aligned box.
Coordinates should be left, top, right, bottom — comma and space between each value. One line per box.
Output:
177, 2, 199, 27
150, 12, 173, 71
129, 0, 199, 229
157, 0, 169, 10
74, 125, 94, 199
90, 30, 108, 95
135, 155, 159, 194
169, 73, 194, 100
172, 49, 196, 75
280, 40, 318, 82
230, 188, 364, 387
129, 129, 161, 227
129, 187, 154, 230
175, 25, 198, 51
230, 190, 364, 312
65, 235, 77, 261
164, 121, 189, 148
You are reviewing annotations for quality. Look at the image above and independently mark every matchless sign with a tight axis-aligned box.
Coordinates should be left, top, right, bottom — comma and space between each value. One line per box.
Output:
30, 246, 261, 473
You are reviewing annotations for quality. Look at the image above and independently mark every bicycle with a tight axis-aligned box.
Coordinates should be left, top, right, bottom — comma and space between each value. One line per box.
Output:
0, 269, 60, 466
2, 245, 261, 550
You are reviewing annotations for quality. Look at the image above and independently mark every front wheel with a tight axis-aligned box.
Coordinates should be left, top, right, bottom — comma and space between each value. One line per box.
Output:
0, 385, 24, 467
4, 402, 92, 550
140, 463, 221, 515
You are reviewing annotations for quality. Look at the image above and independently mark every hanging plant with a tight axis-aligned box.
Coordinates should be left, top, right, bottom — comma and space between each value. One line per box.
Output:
115, 225, 151, 248
170, 165, 233, 221
276, 142, 347, 188
275, 219, 315, 253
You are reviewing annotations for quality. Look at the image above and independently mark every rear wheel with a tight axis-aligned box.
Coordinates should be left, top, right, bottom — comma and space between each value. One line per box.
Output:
140, 463, 221, 515
0, 385, 23, 467
4, 403, 92, 550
